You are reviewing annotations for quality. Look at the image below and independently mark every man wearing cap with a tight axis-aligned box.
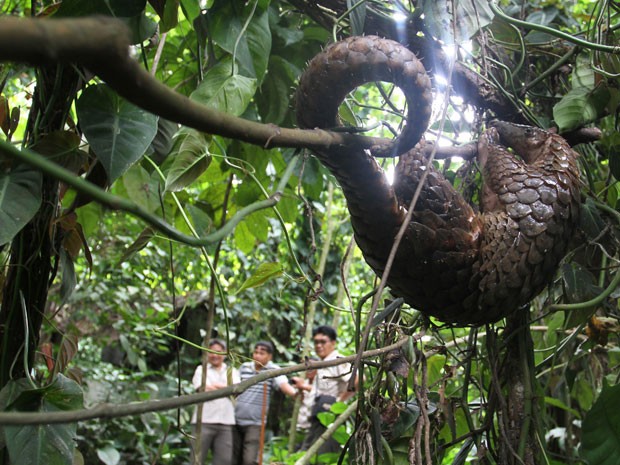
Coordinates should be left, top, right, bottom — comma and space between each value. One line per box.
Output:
234, 341, 299, 465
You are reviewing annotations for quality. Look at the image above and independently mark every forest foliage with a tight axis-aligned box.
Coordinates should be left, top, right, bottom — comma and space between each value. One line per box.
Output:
0, 0, 620, 464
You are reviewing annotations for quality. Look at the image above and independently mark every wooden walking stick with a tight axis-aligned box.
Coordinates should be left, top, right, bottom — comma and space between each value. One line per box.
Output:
258, 382, 268, 465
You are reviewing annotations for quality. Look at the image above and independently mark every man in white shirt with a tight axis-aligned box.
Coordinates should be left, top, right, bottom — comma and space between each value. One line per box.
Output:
293, 325, 357, 455
190, 339, 239, 465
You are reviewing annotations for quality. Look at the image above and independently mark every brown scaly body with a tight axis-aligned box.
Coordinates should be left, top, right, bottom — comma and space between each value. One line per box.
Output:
296, 36, 581, 325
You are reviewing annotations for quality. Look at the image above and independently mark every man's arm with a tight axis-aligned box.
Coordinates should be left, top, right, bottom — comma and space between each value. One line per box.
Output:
191, 366, 202, 391
279, 379, 300, 397
291, 377, 312, 392
338, 382, 357, 402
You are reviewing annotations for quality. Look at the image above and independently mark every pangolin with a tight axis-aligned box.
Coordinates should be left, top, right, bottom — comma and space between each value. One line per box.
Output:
295, 36, 581, 325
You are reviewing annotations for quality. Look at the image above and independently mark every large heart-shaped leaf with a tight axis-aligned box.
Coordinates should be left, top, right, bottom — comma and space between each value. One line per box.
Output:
580, 382, 620, 465
423, 0, 493, 44
211, 4, 271, 80
255, 56, 300, 125
76, 84, 158, 183
123, 165, 163, 212
190, 58, 257, 116
1, 375, 83, 465
29, 131, 84, 173
0, 163, 42, 246
553, 86, 610, 132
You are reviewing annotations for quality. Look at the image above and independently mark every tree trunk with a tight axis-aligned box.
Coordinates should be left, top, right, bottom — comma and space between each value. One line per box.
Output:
500, 310, 542, 465
0, 64, 80, 389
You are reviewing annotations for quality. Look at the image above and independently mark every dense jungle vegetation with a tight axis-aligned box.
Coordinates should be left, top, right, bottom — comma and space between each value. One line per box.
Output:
1, 0, 620, 464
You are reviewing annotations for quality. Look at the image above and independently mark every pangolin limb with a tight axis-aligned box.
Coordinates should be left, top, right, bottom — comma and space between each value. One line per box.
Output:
296, 36, 581, 325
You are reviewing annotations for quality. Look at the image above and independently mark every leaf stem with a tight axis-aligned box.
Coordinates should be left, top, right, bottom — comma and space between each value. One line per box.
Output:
489, 1, 620, 54
0, 140, 280, 247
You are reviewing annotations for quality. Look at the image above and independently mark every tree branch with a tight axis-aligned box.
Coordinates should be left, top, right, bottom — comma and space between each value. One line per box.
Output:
0, 338, 407, 426
0, 15, 595, 179
0, 16, 387, 153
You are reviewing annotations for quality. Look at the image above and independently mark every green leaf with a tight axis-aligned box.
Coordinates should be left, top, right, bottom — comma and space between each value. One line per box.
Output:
211, 5, 271, 80
123, 165, 163, 212
300, 157, 325, 200
425, 355, 447, 387
58, 247, 77, 307
332, 424, 349, 445
572, 53, 596, 89
56, 0, 146, 17
244, 211, 270, 243
75, 202, 104, 239
235, 262, 283, 294
348, 0, 367, 36
452, 438, 475, 465
317, 411, 336, 427
149, 118, 178, 164
603, 132, 620, 181
124, 12, 158, 45
276, 195, 299, 224
572, 375, 595, 411
190, 59, 257, 116
271, 24, 304, 47
58, 2, 153, 44
233, 219, 256, 254
423, 0, 493, 44
388, 401, 420, 439
561, 263, 600, 304
29, 131, 84, 173
159, 0, 180, 33
544, 396, 581, 419
580, 382, 620, 465
553, 86, 610, 132
97, 445, 121, 465
164, 128, 211, 192
186, 204, 214, 236
0, 163, 42, 246
1, 375, 83, 465
256, 56, 299, 125
119, 227, 155, 263
76, 84, 158, 183
561, 263, 601, 327
330, 401, 348, 414
235, 178, 265, 207
180, 0, 200, 21
525, 8, 558, 26
579, 198, 606, 240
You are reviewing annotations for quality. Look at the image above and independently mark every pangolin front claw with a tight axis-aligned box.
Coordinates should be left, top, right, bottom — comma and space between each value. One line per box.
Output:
296, 37, 581, 325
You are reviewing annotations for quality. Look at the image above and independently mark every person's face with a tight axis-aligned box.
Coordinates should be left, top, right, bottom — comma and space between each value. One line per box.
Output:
313, 333, 336, 359
207, 343, 225, 368
252, 345, 273, 368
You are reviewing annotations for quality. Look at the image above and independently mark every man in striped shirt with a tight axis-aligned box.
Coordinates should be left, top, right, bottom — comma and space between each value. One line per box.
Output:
234, 341, 299, 465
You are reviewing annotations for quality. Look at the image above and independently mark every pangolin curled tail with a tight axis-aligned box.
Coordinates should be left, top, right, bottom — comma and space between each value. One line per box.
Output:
296, 36, 581, 325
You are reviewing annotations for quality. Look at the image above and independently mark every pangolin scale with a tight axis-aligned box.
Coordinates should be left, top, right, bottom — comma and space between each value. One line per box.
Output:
295, 36, 581, 325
